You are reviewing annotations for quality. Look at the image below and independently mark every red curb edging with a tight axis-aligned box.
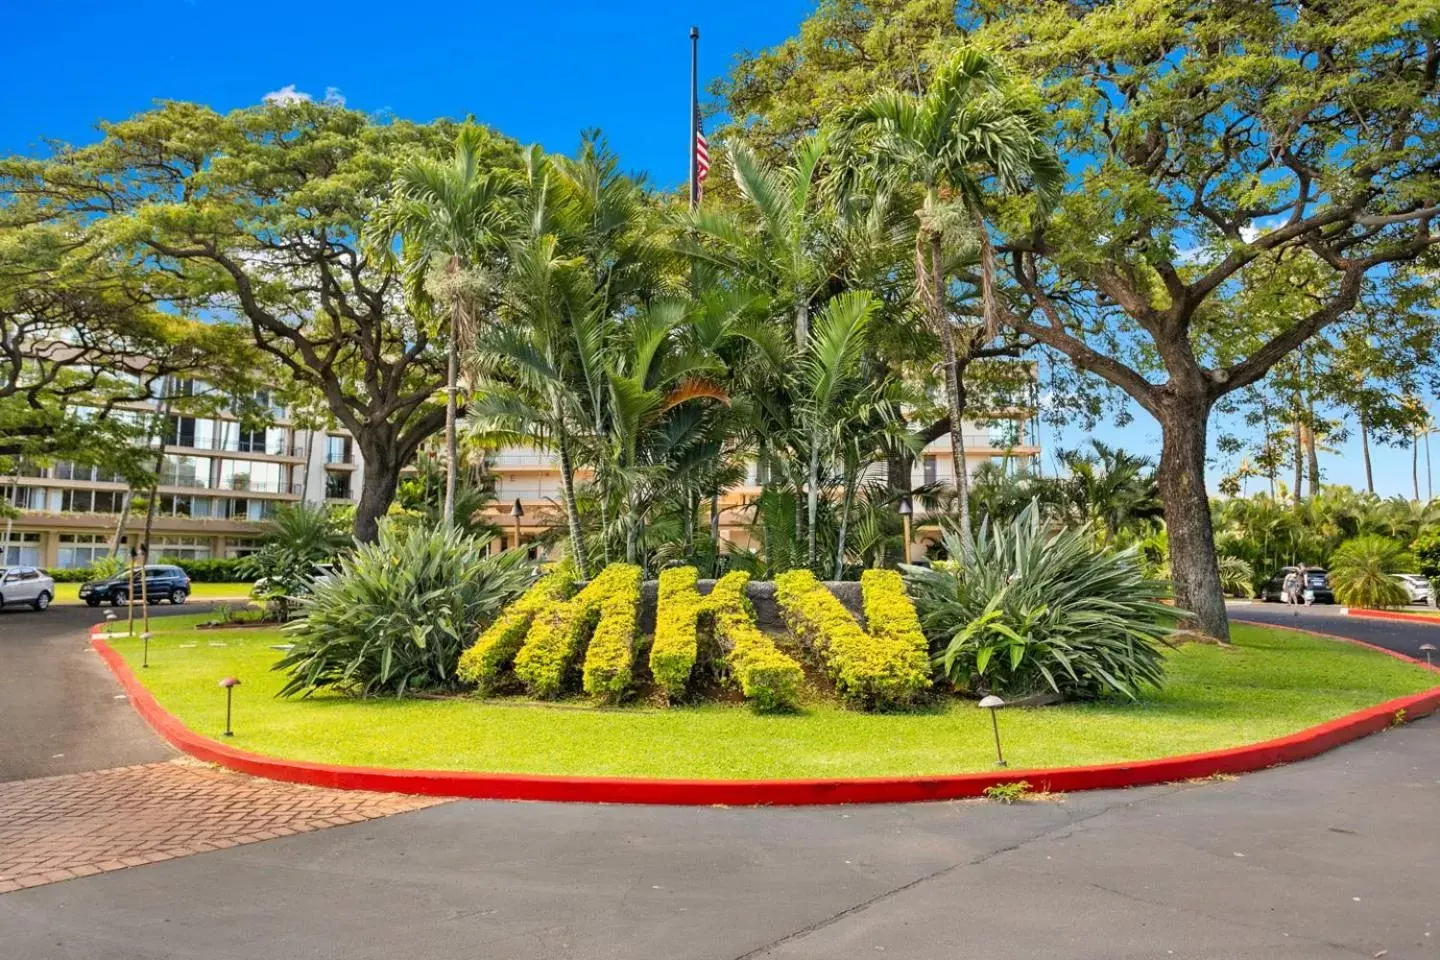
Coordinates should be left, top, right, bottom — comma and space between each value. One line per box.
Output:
90, 624, 1440, 806
1344, 608, 1440, 626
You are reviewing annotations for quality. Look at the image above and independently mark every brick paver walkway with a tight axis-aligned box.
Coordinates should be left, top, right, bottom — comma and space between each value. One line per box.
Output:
0, 760, 447, 893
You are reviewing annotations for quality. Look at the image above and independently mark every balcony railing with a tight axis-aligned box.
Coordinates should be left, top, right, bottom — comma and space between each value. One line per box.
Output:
324, 450, 355, 465
214, 477, 303, 495
487, 452, 560, 468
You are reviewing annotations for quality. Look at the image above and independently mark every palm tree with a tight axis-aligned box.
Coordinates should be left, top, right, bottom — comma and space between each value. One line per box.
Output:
838, 48, 1063, 539
376, 124, 518, 529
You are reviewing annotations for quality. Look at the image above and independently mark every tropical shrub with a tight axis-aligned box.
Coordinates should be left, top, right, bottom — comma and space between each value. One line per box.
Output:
1328, 535, 1414, 609
650, 566, 704, 702
242, 503, 349, 622
159, 557, 254, 582
277, 525, 533, 698
513, 564, 641, 700
904, 503, 1178, 700
774, 569, 930, 709
457, 569, 575, 693
707, 571, 803, 712
1217, 555, 1255, 598
580, 565, 643, 701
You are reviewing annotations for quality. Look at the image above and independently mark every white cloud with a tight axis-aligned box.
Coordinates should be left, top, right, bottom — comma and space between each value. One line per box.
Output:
263, 84, 312, 105
1239, 224, 1261, 243
323, 87, 346, 107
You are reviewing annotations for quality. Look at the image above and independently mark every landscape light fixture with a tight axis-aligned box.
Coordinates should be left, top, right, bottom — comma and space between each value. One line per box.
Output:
897, 495, 914, 565
104, 610, 117, 636
139, 541, 150, 637
979, 694, 1007, 767
509, 498, 525, 551
126, 542, 137, 638
141, 631, 153, 669
1421, 643, 1436, 667
218, 677, 241, 737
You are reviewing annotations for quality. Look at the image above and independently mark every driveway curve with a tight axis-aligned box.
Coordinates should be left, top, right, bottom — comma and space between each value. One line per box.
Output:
1228, 600, 1440, 659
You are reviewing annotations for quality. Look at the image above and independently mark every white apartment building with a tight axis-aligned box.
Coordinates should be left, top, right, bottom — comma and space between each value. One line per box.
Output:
1, 388, 364, 568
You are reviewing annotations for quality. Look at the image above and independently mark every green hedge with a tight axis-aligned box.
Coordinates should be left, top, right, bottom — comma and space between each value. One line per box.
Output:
707, 571, 803, 712
774, 569, 930, 710
43, 556, 255, 583
649, 566, 704, 703
457, 571, 575, 693
514, 564, 641, 700
579, 565, 643, 701
860, 570, 931, 663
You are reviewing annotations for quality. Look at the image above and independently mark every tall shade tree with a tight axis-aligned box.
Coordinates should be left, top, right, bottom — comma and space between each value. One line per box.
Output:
0, 101, 517, 542
836, 48, 1063, 539
371, 123, 520, 529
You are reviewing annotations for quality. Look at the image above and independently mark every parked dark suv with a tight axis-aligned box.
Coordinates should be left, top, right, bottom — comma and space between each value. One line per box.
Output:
78, 565, 191, 607
1258, 566, 1334, 604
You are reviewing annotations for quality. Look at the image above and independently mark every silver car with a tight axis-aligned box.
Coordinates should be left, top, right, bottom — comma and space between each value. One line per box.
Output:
1395, 574, 1431, 605
0, 566, 56, 612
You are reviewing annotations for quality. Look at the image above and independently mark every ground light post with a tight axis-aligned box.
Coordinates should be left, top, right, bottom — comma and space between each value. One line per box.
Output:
979, 695, 1007, 767
139, 540, 152, 664
125, 540, 136, 638
1421, 643, 1436, 667
897, 495, 913, 564
219, 677, 240, 737
510, 498, 524, 554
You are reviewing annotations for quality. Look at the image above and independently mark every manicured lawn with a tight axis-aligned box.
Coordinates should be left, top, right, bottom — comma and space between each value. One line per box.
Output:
106, 624, 1439, 780
54, 582, 254, 604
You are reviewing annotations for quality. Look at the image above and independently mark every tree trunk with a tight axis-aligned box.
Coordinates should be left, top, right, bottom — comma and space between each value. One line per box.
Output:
1304, 409, 1320, 496
555, 426, 590, 576
941, 328, 973, 541
806, 433, 821, 569
353, 442, 403, 543
834, 466, 857, 580
1292, 419, 1303, 501
794, 300, 809, 352
1427, 428, 1433, 501
1359, 414, 1374, 495
1157, 397, 1229, 641
1414, 432, 1421, 502
110, 490, 133, 558
442, 300, 459, 529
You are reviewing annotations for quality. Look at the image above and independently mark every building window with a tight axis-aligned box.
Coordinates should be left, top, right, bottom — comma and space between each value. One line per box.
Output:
160, 455, 210, 488
157, 493, 212, 518
60, 489, 125, 513
57, 533, 110, 568
53, 462, 125, 483
226, 538, 262, 559
216, 498, 278, 522
923, 456, 938, 485
151, 535, 212, 561
4, 486, 47, 510
325, 435, 352, 464
167, 416, 217, 450
2, 532, 42, 566
218, 459, 286, 493
325, 471, 352, 500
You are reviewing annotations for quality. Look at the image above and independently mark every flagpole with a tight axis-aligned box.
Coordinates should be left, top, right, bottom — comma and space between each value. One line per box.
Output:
689, 25, 700, 211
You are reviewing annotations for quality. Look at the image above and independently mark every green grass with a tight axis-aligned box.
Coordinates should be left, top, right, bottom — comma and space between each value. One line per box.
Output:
54, 582, 254, 604
106, 624, 1439, 780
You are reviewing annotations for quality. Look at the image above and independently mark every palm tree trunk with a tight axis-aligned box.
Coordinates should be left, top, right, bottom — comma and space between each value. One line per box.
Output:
1360, 413, 1374, 495
1414, 431, 1421, 502
1304, 404, 1320, 496
442, 300, 459, 529
555, 422, 589, 577
1292, 418, 1303, 502
806, 432, 821, 569
834, 464, 857, 580
1426, 427, 1433, 501
942, 328, 973, 541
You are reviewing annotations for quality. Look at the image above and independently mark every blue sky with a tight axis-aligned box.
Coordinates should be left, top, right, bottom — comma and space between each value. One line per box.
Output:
2, 0, 1428, 497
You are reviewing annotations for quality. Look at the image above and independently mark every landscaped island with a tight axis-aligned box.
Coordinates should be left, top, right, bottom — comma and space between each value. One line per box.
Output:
103, 614, 1437, 780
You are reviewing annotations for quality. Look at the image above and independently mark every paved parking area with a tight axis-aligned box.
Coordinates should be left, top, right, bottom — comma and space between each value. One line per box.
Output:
0, 759, 445, 893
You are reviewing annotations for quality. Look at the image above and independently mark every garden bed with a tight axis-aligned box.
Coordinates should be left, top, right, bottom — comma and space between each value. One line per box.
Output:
100, 620, 1439, 782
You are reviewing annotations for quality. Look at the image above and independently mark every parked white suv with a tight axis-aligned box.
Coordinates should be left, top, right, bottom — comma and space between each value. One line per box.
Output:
1396, 574, 1431, 605
0, 566, 56, 612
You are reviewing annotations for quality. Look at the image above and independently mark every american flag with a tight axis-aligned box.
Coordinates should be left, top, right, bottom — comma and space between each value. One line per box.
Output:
694, 120, 710, 203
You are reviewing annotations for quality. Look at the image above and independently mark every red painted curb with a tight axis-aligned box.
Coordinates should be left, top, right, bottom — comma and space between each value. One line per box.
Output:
1345, 608, 1440, 626
91, 624, 1440, 806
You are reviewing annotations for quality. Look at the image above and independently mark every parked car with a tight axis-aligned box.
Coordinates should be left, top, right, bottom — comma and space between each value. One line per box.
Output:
0, 566, 55, 611
1258, 566, 1335, 604
78, 565, 191, 607
1395, 574, 1431, 605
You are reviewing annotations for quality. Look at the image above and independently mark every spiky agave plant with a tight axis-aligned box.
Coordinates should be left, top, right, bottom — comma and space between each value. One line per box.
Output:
277, 525, 534, 698
903, 502, 1183, 700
